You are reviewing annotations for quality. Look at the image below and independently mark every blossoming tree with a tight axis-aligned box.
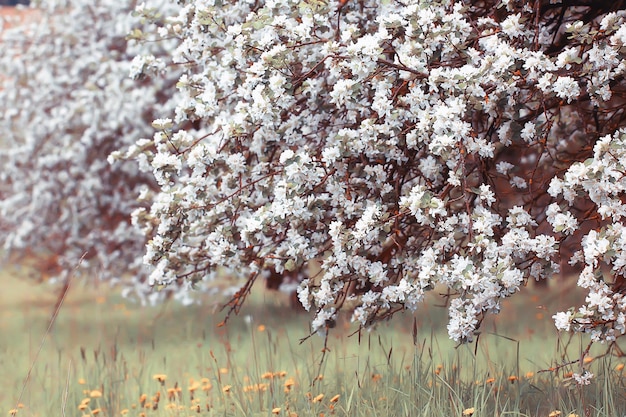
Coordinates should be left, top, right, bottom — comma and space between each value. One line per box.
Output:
0, 0, 195, 303
123, 0, 626, 346
4, 0, 626, 353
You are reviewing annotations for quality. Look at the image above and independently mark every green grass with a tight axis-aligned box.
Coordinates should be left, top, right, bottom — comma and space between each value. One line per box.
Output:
2, 266, 626, 417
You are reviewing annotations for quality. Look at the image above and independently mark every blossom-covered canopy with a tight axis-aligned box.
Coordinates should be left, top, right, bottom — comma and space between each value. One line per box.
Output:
124, 0, 626, 341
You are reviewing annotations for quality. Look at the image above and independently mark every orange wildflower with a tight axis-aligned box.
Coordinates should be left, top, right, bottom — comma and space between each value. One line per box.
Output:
89, 390, 103, 398
152, 374, 167, 384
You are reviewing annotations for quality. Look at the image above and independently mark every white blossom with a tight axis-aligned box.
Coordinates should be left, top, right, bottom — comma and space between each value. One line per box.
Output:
572, 370, 593, 386
7, 0, 626, 348
552, 76, 581, 102
496, 161, 515, 175
510, 176, 528, 189
500, 13, 523, 38
520, 122, 536, 143
553, 311, 573, 331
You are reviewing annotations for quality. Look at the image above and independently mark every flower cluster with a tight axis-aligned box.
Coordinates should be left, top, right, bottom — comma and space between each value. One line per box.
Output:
549, 130, 626, 342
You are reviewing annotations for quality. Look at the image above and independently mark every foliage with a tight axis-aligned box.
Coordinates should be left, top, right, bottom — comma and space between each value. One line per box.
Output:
121, 0, 626, 351
0, 0, 193, 303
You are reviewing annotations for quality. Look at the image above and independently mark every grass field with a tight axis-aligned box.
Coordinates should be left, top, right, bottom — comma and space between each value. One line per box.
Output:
2, 264, 626, 417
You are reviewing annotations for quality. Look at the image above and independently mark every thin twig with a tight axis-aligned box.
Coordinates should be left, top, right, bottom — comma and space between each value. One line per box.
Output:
312, 331, 330, 387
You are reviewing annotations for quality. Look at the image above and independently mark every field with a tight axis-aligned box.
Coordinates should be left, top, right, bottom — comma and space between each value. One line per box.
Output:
2, 264, 626, 417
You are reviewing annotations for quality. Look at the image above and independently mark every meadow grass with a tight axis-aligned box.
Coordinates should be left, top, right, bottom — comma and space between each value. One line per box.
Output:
2, 266, 626, 417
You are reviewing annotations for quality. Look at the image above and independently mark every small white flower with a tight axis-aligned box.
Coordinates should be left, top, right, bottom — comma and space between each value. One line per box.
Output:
510, 176, 527, 189
600, 12, 618, 31
497, 121, 513, 145
496, 161, 514, 175
419, 155, 440, 181
151, 118, 173, 130
553, 311, 573, 331
547, 177, 563, 197
330, 79, 357, 106
353, 204, 380, 241
507, 206, 535, 227
572, 370, 593, 386
321, 146, 341, 165
552, 76, 580, 102
520, 121, 536, 143
478, 184, 496, 206
537, 73, 553, 93
501, 13, 522, 37
279, 149, 295, 164
129, 54, 165, 79
151, 152, 181, 171
556, 47, 579, 70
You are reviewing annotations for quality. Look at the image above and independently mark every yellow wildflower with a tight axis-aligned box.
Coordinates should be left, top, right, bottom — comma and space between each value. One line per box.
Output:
89, 390, 103, 398
152, 374, 167, 384
312, 394, 324, 403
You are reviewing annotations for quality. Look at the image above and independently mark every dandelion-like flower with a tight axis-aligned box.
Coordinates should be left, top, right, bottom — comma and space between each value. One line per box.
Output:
152, 374, 167, 385
284, 378, 296, 392
89, 390, 102, 398
312, 393, 324, 403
